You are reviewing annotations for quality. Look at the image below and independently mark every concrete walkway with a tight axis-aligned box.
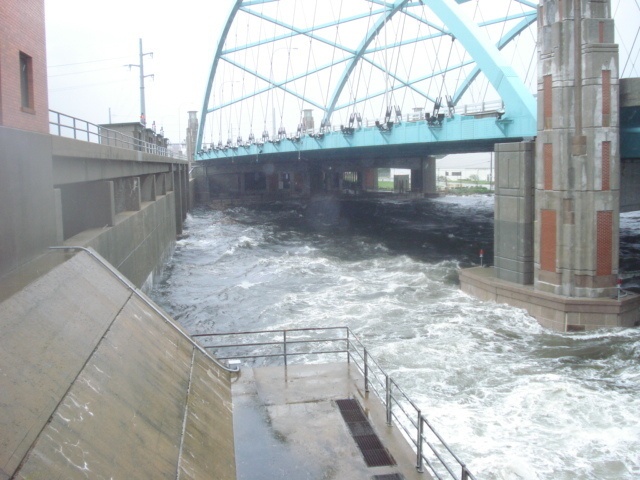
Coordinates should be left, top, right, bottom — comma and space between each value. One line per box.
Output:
232, 362, 430, 480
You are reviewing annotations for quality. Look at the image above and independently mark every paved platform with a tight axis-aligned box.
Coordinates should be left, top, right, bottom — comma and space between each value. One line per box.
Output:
232, 362, 430, 480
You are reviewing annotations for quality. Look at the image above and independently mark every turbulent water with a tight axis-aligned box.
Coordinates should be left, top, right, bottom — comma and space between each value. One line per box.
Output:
150, 195, 640, 480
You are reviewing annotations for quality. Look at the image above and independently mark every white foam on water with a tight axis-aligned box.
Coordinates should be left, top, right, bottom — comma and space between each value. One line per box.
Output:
151, 203, 640, 480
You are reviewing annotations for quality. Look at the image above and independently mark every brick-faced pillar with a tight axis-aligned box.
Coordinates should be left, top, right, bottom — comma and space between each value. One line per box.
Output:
536, 0, 619, 298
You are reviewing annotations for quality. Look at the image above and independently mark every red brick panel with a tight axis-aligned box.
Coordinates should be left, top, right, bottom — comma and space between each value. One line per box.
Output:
544, 143, 553, 190
543, 75, 553, 128
596, 211, 613, 276
602, 70, 611, 127
601, 141, 611, 191
540, 209, 557, 272
599, 21, 605, 43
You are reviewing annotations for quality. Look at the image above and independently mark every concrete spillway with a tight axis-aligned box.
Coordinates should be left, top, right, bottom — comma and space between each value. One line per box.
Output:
0, 250, 236, 479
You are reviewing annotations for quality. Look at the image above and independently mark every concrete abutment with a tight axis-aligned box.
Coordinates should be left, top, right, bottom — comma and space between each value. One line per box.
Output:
0, 126, 190, 291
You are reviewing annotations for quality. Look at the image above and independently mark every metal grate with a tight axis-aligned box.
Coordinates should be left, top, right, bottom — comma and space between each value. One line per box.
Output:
336, 398, 396, 468
372, 475, 404, 480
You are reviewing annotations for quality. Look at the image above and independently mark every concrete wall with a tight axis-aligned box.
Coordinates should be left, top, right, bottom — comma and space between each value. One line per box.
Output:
0, 250, 236, 479
620, 78, 640, 212
0, 127, 58, 277
620, 160, 640, 212
494, 142, 535, 284
0, 122, 188, 289
63, 189, 178, 289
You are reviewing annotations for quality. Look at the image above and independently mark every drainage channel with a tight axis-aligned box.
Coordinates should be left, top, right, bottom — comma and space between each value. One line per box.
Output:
336, 398, 397, 470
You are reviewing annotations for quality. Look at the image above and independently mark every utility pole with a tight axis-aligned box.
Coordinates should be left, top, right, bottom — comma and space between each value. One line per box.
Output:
126, 38, 154, 125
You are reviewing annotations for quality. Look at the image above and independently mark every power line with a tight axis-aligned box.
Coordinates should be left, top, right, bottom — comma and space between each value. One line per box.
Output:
49, 78, 130, 92
48, 56, 130, 69
48, 65, 125, 78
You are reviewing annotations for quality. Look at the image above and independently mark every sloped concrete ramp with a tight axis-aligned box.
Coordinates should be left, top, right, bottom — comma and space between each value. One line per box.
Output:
0, 250, 236, 479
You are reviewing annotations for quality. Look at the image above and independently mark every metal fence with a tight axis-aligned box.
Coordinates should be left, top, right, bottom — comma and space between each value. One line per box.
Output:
193, 327, 477, 480
48, 110, 186, 160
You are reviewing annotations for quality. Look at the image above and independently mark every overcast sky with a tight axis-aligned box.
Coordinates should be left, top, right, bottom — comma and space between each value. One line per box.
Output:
45, 0, 639, 167
45, 0, 227, 143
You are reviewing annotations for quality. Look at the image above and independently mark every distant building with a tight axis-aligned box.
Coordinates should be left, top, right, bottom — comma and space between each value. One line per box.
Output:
437, 167, 492, 182
99, 121, 169, 153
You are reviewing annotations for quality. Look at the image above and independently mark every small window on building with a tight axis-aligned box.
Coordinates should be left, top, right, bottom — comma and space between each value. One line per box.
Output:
20, 52, 34, 112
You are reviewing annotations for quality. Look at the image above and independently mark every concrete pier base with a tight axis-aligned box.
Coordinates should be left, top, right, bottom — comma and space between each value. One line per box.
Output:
460, 266, 640, 331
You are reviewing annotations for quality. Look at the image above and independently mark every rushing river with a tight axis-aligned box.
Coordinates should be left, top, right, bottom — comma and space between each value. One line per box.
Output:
150, 195, 640, 480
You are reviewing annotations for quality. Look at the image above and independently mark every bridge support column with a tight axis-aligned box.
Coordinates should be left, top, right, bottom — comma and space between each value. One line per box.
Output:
411, 157, 437, 196
460, 0, 640, 331
536, 0, 620, 299
193, 167, 210, 203
363, 168, 378, 191
494, 142, 535, 284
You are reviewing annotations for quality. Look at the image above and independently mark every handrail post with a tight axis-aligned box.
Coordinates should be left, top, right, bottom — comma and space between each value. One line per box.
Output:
462, 466, 469, 480
346, 328, 350, 364
364, 348, 369, 393
416, 411, 424, 473
385, 375, 392, 426
283, 330, 287, 367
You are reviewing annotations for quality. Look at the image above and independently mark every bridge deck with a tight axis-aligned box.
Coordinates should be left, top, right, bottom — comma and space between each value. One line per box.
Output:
233, 362, 428, 480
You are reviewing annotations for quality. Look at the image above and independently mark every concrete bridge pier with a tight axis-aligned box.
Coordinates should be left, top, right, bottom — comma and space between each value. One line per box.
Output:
493, 141, 535, 285
411, 156, 437, 196
363, 168, 379, 192
460, 0, 640, 331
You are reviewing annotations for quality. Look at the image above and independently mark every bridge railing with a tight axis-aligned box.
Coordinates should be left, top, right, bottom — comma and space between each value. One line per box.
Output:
193, 326, 477, 480
332, 100, 505, 130
49, 110, 186, 159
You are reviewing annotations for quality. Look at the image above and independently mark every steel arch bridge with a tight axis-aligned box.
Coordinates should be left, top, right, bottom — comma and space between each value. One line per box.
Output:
195, 0, 538, 162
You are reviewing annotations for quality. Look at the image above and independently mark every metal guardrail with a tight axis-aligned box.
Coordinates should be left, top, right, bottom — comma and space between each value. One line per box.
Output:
193, 327, 477, 480
48, 110, 186, 160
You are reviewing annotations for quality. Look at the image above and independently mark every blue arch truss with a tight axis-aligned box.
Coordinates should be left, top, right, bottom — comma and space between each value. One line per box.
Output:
196, 0, 538, 160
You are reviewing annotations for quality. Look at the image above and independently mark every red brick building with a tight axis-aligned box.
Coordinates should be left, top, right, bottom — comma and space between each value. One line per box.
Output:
0, 0, 49, 133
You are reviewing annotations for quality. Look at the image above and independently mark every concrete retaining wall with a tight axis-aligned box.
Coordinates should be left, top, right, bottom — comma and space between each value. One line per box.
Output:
1, 124, 188, 289
0, 127, 58, 278
0, 250, 236, 479
63, 192, 178, 289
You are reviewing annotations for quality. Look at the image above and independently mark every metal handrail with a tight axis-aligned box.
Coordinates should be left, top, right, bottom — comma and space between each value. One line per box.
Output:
193, 326, 477, 480
48, 110, 186, 160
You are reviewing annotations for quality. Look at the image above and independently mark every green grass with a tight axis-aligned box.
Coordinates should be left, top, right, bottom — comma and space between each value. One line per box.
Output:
378, 180, 394, 190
